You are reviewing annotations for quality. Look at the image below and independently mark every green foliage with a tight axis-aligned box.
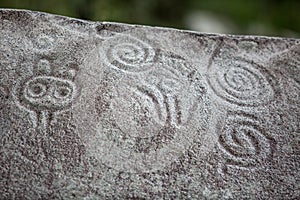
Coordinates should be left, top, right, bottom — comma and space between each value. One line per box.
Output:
0, 0, 299, 37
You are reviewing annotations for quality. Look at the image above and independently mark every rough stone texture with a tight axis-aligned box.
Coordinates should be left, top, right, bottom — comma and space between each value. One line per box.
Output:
0, 9, 299, 199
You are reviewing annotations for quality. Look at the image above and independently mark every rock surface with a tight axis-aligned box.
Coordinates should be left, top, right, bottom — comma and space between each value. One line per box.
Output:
0, 9, 299, 199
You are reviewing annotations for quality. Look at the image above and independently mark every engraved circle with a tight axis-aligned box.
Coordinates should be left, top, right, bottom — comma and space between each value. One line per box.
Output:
207, 58, 276, 107
27, 82, 47, 98
102, 35, 156, 73
218, 113, 274, 170
53, 83, 73, 99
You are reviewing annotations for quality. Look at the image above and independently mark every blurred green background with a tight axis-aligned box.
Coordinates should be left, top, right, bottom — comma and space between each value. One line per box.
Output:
1, 0, 299, 37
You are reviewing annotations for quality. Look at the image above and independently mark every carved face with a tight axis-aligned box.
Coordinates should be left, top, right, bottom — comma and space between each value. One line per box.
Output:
21, 76, 76, 111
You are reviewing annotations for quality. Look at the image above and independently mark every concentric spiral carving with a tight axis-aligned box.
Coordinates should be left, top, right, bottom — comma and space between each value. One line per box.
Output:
207, 58, 276, 107
218, 112, 274, 171
102, 35, 156, 73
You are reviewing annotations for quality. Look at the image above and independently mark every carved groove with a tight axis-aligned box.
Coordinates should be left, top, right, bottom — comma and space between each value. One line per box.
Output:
133, 84, 185, 127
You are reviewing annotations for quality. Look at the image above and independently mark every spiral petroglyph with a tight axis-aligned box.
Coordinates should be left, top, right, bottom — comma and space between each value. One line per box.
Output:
218, 112, 275, 171
101, 35, 156, 73
207, 58, 277, 107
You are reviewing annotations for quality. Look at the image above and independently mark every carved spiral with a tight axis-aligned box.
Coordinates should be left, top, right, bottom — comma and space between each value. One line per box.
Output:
218, 113, 274, 170
207, 58, 276, 107
103, 35, 156, 73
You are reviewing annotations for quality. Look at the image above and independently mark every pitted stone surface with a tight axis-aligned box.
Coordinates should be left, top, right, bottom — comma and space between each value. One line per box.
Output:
0, 9, 299, 199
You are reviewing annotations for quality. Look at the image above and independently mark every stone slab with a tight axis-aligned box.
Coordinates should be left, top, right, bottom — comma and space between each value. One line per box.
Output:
0, 9, 299, 199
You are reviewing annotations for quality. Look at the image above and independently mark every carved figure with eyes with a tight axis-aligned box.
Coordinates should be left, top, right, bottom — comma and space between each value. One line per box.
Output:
13, 59, 79, 131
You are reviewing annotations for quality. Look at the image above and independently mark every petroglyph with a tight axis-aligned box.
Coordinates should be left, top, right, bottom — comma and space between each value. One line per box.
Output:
217, 112, 275, 172
90, 50, 213, 173
100, 34, 157, 73
12, 59, 79, 131
207, 57, 277, 107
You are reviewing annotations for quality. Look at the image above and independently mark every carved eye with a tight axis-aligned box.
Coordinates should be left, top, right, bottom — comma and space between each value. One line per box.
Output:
53, 86, 71, 99
27, 83, 47, 98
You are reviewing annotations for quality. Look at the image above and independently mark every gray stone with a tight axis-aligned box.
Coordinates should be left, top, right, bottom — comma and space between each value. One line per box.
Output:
0, 9, 299, 199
